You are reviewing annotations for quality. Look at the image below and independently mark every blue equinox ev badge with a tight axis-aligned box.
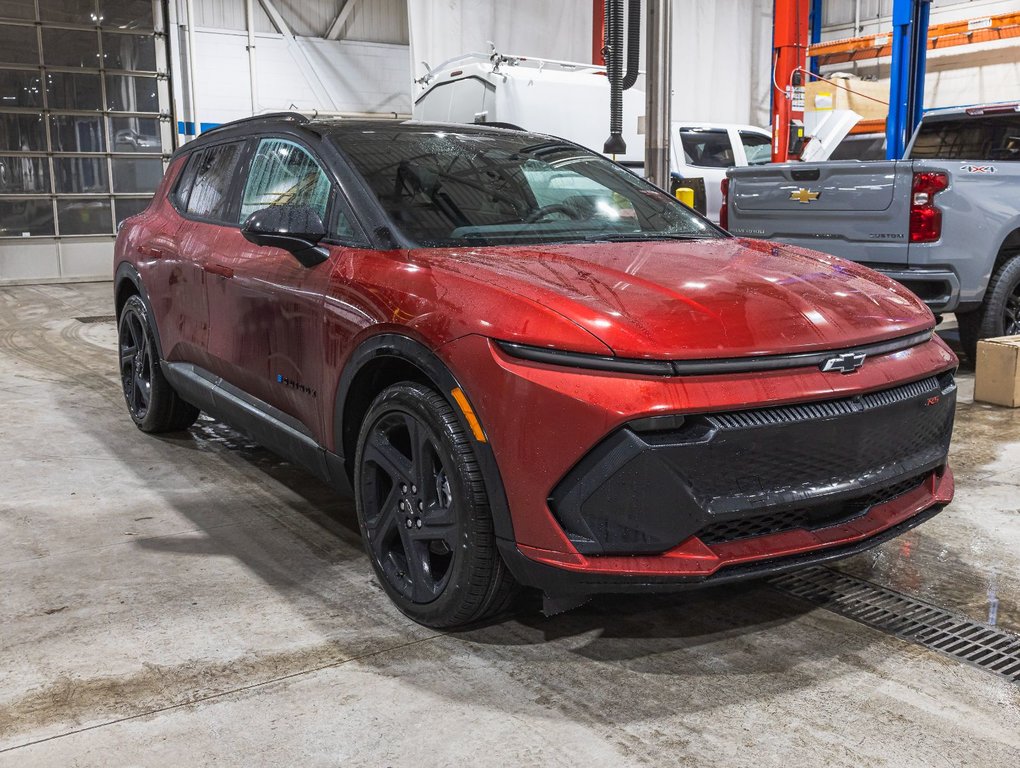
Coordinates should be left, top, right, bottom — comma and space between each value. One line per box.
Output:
820, 352, 867, 374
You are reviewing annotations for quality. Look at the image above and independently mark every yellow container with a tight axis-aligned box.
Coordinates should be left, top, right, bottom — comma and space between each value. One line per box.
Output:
674, 187, 695, 208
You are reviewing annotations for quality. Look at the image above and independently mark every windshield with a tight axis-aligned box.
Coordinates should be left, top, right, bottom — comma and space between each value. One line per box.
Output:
331, 128, 722, 247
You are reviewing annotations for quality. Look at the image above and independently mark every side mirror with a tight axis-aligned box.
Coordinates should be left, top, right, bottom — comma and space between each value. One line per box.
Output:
240, 205, 329, 268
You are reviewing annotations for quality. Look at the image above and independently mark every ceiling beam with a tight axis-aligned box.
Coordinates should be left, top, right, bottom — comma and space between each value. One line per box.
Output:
326, 0, 362, 41
258, 0, 293, 37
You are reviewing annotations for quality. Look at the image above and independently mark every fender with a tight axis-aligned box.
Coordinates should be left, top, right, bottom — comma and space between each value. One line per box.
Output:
333, 333, 516, 542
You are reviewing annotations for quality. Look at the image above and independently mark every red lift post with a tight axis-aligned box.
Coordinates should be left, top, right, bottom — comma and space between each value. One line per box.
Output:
592, 0, 605, 65
772, 0, 811, 162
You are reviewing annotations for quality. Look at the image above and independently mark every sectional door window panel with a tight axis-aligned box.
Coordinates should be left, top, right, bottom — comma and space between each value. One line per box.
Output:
239, 139, 333, 223
0, 0, 169, 238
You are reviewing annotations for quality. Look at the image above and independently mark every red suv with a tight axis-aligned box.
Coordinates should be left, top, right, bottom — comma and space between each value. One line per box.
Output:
115, 114, 957, 627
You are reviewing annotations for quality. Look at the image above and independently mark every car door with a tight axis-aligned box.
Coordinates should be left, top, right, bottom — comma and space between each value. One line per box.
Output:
206, 135, 359, 441
154, 140, 246, 370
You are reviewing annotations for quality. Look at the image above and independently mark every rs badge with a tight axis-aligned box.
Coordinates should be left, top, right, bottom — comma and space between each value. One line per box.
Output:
820, 352, 866, 374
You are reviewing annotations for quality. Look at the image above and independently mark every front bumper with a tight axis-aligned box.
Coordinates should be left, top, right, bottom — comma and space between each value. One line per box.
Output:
499, 471, 951, 594
439, 334, 958, 593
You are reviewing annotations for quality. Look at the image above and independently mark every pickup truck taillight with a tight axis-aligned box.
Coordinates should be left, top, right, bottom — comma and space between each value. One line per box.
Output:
910, 172, 948, 243
720, 177, 729, 230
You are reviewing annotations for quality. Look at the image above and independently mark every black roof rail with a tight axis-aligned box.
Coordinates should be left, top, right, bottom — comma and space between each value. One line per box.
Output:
198, 111, 310, 137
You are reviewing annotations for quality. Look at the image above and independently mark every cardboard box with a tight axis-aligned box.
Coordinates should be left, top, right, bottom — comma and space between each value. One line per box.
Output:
974, 335, 1020, 407
805, 76, 888, 121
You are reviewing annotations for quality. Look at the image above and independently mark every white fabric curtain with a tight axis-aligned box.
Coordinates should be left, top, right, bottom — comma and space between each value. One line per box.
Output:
671, 0, 773, 127
408, 0, 774, 128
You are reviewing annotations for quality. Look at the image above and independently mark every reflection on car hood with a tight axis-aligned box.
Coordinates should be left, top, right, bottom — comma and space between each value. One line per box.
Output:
414, 237, 934, 359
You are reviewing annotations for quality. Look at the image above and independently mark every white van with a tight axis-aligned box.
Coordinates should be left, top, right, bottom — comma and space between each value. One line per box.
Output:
414, 53, 771, 222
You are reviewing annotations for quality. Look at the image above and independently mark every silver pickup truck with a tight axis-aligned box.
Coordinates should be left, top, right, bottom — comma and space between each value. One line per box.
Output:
725, 104, 1020, 359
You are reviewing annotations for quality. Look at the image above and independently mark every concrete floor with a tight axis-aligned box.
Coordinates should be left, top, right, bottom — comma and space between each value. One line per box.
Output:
1, 281, 1019, 767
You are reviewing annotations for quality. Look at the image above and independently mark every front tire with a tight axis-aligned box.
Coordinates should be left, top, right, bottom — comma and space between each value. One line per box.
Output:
958, 253, 1020, 362
117, 295, 199, 433
354, 382, 516, 628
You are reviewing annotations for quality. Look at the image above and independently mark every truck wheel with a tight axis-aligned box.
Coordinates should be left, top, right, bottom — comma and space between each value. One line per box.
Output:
958, 254, 1020, 362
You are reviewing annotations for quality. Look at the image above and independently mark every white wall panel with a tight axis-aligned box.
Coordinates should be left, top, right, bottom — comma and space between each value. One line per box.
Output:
672, 0, 773, 126
408, 0, 595, 77
189, 30, 411, 126
336, 0, 409, 44
409, 0, 773, 127
185, 0, 408, 40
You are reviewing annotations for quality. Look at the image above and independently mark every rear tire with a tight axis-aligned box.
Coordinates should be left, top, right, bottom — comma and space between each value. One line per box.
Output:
957, 254, 1020, 363
354, 382, 516, 628
117, 295, 199, 433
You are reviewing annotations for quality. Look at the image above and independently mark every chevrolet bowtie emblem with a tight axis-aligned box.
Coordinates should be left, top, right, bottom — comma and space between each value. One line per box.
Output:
820, 352, 866, 374
790, 188, 821, 203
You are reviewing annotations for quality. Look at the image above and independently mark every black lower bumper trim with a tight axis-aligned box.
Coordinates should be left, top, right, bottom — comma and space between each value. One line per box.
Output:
498, 503, 945, 596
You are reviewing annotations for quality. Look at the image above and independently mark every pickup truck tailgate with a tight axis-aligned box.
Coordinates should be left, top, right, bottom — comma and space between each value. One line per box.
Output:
728, 161, 913, 257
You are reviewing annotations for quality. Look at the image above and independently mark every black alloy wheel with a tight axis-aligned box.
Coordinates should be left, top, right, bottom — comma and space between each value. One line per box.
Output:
119, 300, 154, 421
117, 295, 200, 433
355, 382, 516, 627
360, 408, 457, 602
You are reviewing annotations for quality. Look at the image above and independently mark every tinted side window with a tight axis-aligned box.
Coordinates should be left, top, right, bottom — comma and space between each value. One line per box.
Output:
739, 131, 772, 165
185, 141, 244, 220
239, 138, 330, 222
171, 151, 201, 209
679, 129, 735, 168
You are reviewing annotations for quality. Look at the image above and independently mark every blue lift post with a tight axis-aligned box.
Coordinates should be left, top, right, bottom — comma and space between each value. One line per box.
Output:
809, 0, 822, 77
887, 0, 932, 159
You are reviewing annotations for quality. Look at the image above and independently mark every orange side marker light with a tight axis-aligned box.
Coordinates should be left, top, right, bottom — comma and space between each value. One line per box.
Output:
450, 387, 487, 443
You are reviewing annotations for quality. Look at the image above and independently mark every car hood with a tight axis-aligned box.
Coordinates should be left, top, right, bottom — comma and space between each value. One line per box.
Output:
413, 237, 934, 359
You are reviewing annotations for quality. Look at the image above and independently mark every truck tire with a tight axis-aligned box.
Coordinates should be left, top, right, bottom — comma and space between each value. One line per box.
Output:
957, 253, 1020, 362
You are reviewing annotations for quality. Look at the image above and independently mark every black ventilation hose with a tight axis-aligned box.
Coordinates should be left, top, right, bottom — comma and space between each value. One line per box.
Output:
621, 0, 641, 91
603, 0, 626, 154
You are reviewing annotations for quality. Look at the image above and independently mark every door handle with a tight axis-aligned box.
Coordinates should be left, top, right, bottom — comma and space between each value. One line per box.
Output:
203, 263, 234, 279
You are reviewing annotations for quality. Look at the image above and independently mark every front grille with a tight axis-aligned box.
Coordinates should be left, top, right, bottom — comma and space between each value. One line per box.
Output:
668, 374, 956, 514
697, 472, 929, 545
708, 375, 940, 430
550, 372, 956, 556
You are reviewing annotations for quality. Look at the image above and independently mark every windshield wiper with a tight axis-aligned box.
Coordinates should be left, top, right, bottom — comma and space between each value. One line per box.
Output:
581, 232, 710, 242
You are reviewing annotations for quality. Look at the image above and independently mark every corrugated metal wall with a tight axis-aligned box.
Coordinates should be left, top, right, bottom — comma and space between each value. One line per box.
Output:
185, 0, 408, 43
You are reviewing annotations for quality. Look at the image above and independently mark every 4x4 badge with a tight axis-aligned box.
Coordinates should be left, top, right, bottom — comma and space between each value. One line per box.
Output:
820, 352, 866, 374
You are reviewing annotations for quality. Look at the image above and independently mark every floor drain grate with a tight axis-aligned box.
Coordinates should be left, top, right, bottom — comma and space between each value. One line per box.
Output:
770, 566, 1020, 683
75, 315, 116, 324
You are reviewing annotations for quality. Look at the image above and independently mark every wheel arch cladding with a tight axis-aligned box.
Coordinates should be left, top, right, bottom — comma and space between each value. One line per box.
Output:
334, 334, 516, 542
114, 262, 165, 360
996, 226, 1020, 271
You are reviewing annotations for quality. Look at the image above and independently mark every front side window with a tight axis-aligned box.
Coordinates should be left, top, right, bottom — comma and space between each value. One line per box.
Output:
333, 129, 720, 248
739, 131, 772, 165
182, 141, 243, 220
239, 138, 330, 222
678, 129, 735, 168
